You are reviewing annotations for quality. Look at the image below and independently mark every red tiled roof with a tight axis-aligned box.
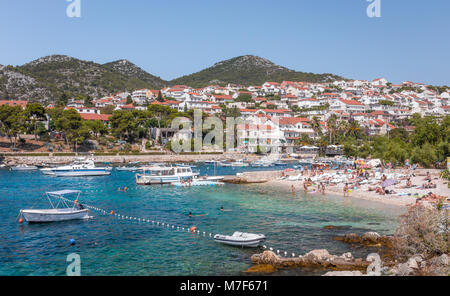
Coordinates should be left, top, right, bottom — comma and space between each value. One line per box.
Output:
80, 113, 112, 121
0, 100, 28, 109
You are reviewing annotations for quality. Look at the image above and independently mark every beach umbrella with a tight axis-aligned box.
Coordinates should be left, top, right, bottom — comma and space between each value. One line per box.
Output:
381, 179, 397, 188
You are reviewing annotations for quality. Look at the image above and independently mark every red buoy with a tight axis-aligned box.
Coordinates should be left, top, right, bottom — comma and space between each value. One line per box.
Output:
19, 218, 23, 224
190, 226, 197, 233
110, 210, 114, 215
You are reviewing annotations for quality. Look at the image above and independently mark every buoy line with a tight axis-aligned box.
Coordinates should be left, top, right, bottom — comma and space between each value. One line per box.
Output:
58, 196, 301, 258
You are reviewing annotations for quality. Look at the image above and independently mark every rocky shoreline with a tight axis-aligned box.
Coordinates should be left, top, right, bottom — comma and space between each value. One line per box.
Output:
248, 231, 449, 276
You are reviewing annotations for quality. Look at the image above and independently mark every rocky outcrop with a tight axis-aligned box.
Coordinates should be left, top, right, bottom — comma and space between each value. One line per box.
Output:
250, 250, 369, 272
334, 232, 394, 248
386, 254, 449, 276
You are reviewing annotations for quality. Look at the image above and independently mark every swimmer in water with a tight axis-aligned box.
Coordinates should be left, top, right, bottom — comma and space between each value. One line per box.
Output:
189, 211, 208, 217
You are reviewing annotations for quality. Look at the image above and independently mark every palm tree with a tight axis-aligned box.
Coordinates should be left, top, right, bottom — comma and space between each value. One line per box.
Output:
310, 116, 322, 143
327, 114, 338, 144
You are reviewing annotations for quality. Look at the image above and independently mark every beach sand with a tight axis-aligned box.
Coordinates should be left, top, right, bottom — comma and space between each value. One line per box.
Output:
261, 169, 449, 208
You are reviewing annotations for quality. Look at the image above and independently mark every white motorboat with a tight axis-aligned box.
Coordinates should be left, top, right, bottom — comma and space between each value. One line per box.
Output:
135, 165, 199, 185
230, 160, 249, 167
214, 232, 266, 248
40, 158, 111, 177
10, 164, 38, 171
20, 190, 90, 223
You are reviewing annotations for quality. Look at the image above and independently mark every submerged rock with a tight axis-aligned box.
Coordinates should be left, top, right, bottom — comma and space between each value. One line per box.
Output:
244, 264, 277, 274
323, 225, 352, 230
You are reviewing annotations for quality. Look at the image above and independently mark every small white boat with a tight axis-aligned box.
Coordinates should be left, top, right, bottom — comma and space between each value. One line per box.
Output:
20, 190, 90, 223
11, 164, 38, 171
230, 160, 249, 167
214, 232, 266, 248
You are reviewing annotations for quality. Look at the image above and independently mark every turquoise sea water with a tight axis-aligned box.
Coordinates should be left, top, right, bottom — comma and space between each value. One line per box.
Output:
0, 165, 403, 276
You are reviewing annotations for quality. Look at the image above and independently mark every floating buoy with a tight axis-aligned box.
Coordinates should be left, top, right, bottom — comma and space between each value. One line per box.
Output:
69, 239, 76, 245
18, 218, 23, 224
190, 226, 197, 233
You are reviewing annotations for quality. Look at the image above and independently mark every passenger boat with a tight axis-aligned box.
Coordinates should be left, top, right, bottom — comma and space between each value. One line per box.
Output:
135, 165, 199, 185
10, 164, 38, 171
40, 158, 111, 177
214, 232, 266, 248
19, 190, 90, 223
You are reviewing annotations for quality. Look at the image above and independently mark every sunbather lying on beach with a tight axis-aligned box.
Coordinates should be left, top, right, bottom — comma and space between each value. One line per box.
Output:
396, 178, 413, 189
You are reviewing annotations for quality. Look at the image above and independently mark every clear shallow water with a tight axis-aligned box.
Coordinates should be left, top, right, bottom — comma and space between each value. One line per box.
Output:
0, 165, 403, 276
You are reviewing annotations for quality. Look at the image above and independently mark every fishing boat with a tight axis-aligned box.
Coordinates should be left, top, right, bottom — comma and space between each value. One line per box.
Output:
135, 165, 199, 185
40, 158, 111, 177
10, 164, 38, 171
214, 232, 266, 248
19, 190, 90, 223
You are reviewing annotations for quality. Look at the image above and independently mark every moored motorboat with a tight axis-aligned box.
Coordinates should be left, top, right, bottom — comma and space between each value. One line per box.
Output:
214, 232, 266, 248
10, 164, 38, 171
40, 157, 111, 177
19, 190, 90, 223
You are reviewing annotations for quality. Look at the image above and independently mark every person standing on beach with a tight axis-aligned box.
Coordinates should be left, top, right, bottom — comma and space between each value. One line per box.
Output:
320, 182, 326, 195
343, 183, 349, 197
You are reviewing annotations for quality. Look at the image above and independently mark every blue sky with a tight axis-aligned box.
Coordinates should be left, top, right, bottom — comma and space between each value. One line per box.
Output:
0, 0, 449, 85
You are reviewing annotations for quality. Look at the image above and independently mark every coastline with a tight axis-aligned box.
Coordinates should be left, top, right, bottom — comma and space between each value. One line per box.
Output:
243, 169, 449, 209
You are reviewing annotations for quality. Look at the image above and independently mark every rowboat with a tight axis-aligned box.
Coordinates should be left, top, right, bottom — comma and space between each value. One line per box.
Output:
214, 232, 266, 248
19, 190, 90, 223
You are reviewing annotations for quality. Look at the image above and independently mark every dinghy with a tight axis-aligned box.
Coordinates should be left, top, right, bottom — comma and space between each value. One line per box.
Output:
214, 232, 266, 248
20, 190, 90, 223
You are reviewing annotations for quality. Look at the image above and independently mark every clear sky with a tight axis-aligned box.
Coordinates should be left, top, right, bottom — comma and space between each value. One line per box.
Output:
0, 0, 449, 85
